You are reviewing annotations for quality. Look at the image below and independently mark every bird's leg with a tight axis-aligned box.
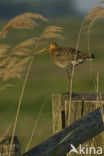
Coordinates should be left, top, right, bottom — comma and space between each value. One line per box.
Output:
65, 68, 70, 93
70, 65, 75, 95
70, 66, 73, 94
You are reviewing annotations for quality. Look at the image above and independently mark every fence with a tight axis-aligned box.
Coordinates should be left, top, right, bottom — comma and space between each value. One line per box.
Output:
52, 93, 104, 155
0, 93, 104, 156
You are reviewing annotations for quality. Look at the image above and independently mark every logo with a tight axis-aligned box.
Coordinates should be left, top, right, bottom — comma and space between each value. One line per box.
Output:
70, 144, 102, 155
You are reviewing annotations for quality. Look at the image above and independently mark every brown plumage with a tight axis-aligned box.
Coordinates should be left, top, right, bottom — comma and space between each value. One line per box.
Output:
47, 42, 95, 68
35, 42, 95, 92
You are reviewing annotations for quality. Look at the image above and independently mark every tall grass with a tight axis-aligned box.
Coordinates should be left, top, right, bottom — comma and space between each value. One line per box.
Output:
68, 19, 85, 124
26, 96, 48, 152
0, 12, 64, 155
68, 0, 104, 125
85, 0, 104, 120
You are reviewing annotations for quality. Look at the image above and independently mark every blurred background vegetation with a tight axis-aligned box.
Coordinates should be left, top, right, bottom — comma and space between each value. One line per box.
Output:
0, 0, 104, 154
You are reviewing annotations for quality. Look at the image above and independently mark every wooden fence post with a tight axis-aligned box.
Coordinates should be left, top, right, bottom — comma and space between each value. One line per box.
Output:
52, 93, 104, 156
0, 136, 21, 156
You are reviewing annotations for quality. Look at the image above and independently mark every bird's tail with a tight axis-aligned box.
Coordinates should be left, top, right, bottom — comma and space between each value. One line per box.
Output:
91, 54, 95, 59
86, 54, 95, 60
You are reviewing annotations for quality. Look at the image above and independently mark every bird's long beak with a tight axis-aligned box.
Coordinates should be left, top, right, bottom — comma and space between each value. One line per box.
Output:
34, 46, 48, 55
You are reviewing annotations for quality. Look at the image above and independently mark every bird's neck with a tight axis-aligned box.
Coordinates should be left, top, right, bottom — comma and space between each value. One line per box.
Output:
48, 45, 58, 51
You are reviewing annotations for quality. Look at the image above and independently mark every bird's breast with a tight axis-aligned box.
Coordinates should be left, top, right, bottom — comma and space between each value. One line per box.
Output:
50, 51, 68, 68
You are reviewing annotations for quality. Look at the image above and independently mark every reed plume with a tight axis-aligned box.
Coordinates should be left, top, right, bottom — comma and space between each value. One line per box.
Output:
0, 11, 64, 92
0, 12, 64, 156
0, 13, 48, 38
84, 0, 104, 31
40, 25, 64, 40
84, 0, 104, 122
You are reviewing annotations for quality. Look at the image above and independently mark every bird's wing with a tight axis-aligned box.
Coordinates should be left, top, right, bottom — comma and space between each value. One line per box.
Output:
54, 47, 72, 60
54, 47, 78, 60
62, 47, 89, 60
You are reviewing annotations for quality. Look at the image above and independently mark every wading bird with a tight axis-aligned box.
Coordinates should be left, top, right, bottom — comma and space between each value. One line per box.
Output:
35, 42, 95, 92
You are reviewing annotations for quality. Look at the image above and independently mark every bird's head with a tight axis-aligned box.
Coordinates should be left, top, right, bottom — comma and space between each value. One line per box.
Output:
35, 42, 58, 55
47, 42, 58, 51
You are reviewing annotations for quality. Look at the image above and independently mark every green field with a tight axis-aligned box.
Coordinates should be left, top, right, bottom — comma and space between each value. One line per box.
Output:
0, 17, 104, 153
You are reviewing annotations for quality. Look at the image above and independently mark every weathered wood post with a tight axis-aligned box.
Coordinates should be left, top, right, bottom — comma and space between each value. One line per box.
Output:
52, 93, 104, 156
0, 136, 21, 156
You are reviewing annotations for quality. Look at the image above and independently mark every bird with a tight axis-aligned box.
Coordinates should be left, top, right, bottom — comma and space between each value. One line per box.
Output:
35, 42, 95, 92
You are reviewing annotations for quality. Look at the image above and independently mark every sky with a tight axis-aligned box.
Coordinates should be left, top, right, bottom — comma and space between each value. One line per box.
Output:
73, 0, 100, 14
0, 0, 102, 19
13, 0, 100, 14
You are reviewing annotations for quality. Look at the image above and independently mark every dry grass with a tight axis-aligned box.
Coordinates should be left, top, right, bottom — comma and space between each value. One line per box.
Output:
0, 13, 63, 90
40, 25, 64, 40
68, 19, 85, 124
83, 0, 104, 44
68, 0, 104, 126
0, 13, 48, 38
84, 0, 104, 121
0, 126, 11, 143
0, 44, 31, 90
66, 0, 104, 147
26, 96, 48, 152
14, 38, 37, 52
0, 12, 64, 155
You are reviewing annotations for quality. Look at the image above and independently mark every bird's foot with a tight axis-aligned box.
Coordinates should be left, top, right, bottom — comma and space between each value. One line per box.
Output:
64, 91, 78, 96
65, 91, 69, 94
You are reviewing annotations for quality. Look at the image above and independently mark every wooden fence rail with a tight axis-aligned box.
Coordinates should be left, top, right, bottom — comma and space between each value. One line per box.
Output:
22, 104, 104, 156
